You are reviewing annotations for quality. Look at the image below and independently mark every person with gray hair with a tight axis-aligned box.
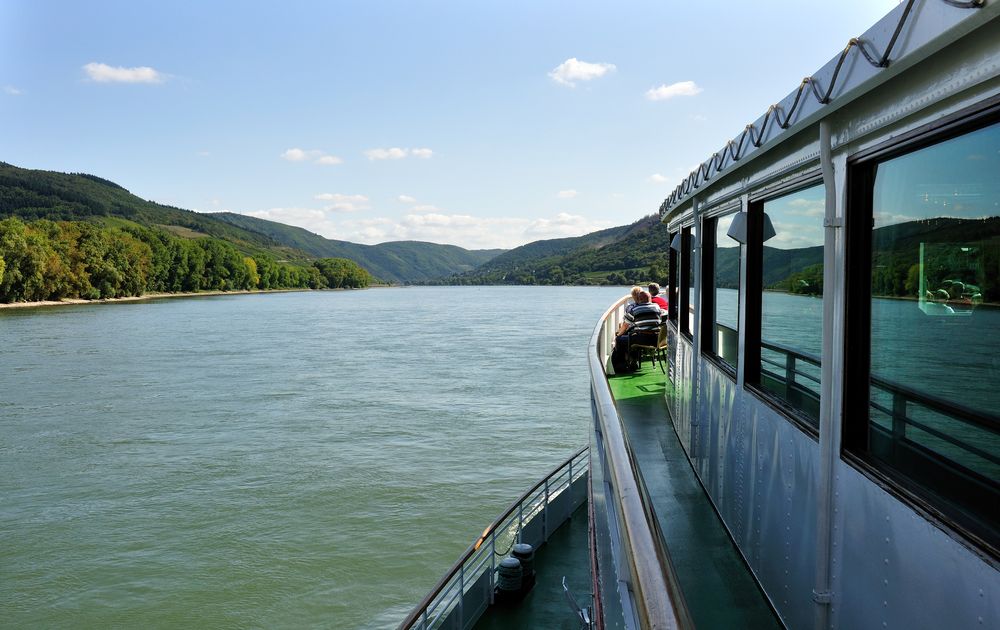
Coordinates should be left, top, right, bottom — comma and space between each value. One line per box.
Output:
611, 290, 662, 373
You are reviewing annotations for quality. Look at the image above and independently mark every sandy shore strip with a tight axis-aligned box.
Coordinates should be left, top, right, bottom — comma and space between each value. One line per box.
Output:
0, 288, 318, 310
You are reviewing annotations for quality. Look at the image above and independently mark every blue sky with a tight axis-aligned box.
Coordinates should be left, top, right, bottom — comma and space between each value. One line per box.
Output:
1, 1, 899, 250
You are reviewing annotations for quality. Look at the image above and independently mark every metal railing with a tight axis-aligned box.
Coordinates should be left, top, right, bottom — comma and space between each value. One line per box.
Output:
590, 295, 691, 629
755, 336, 998, 476
399, 446, 589, 630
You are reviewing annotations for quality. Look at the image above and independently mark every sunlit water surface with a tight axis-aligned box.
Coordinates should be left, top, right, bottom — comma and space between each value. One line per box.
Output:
0, 286, 625, 629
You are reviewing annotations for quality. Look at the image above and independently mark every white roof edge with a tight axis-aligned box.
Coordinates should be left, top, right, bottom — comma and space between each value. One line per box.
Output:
659, 0, 1000, 221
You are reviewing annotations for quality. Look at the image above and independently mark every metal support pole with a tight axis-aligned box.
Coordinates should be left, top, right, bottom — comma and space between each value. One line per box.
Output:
813, 118, 841, 630
518, 503, 523, 542
458, 564, 465, 626
892, 391, 907, 458
543, 478, 550, 541
489, 529, 497, 604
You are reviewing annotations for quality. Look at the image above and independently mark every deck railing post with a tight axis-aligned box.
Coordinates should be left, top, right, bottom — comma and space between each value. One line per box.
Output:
786, 352, 796, 389
544, 478, 550, 541
518, 503, 524, 542
892, 389, 907, 457
458, 564, 465, 626
490, 529, 497, 604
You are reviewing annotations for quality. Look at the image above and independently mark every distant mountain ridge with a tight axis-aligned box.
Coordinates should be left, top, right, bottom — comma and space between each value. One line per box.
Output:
0, 162, 503, 283
209, 212, 502, 283
445, 215, 670, 285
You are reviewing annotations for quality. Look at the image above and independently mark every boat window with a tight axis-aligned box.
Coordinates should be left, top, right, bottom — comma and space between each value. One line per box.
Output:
749, 184, 825, 427
680, 227, 693, 337
702, 213, 741, 370
667, 231, 678, 322
845, 117, 1000, 549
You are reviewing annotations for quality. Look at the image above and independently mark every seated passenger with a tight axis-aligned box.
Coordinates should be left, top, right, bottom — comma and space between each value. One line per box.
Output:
624, 286, 643, 315
648, 282, 668, 311
611, 290, 662, 373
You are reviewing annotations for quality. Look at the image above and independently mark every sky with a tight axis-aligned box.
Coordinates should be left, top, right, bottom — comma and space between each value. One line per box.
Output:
1, 0, 901, 250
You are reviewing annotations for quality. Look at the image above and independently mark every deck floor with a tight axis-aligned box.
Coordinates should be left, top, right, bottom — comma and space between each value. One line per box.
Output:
473, 505, 590, 630
609, 361, 781, 629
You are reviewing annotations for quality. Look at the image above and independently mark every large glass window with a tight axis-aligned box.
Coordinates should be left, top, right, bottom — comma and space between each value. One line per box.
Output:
667, 231, 678, 322
755, 184, 825, 425
703, 213, 741, 368
680, 227, 693, 337
847, 117, 1000, 549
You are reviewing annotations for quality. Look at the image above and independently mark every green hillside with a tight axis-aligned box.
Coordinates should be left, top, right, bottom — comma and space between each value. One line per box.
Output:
210, 212, 502, 283
0, 162, 504, 283
0, 162, 305, 262
444, 215, 667, 285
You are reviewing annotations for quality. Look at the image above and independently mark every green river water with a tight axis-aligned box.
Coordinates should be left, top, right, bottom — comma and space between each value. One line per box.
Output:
0, 286, 626, 629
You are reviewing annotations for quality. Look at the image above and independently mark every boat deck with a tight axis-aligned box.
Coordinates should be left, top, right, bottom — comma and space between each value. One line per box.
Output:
608, 362, 782, 629
473, 504, 590, 630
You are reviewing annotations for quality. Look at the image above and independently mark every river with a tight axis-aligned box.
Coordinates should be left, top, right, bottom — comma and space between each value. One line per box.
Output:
0, 286, 625, 629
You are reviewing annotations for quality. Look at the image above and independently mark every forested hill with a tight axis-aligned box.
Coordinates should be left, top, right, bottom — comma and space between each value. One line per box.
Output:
442, 214, 671, 286
0, 162, 504, 283
210, 212, 502, 283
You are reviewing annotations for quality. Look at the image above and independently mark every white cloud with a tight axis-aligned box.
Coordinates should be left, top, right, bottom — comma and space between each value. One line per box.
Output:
365, 147, 409, 160
281, 148, 343, 165
691, 114, 708, 122
363, 147, 433, 160
242, 204, 612, 249
281, 148, 316, 162
314, 193, 370, 212
785, 198, 825, 217
769, 221, 824, 249
549, 58, 616, 87
398, 195, 417, 204
197, 150, 211, 157
4, 85, 22, 95
329, 211, 612, 249
245, 207, 341, 237
645, 80, 702, 101
410, 204, 442, 213
647, 173, 668, 183
557, 189, 578, 199
83, 62, 164, 84
523, 213, 612, 241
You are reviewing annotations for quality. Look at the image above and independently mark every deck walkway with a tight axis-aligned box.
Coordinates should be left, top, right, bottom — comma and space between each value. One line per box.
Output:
608, 363, 781, 629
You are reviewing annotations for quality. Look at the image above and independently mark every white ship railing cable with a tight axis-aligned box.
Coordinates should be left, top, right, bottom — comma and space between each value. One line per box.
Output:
398, 446, 589, 630
590, 295, 692, 630
659, 0, 986, 218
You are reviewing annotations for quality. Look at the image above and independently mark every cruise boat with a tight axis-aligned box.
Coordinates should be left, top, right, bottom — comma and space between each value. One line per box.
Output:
402, 1, 999, 627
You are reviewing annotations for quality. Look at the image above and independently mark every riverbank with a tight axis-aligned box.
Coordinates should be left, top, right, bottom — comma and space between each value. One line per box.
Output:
0, 288, 316, 310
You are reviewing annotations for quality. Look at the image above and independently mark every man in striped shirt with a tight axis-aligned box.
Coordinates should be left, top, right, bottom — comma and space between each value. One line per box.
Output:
611, 290, 662, 373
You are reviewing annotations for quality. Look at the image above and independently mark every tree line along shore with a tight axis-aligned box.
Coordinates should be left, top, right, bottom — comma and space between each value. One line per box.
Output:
0, 216, 373, 305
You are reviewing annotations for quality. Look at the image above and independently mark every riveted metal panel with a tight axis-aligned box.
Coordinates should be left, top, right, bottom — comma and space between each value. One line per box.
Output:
671, 359, 821, 629
671, 332, 696, 456
831, 460, 1000, 630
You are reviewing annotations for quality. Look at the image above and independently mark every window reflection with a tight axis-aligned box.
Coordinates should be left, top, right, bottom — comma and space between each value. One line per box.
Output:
713, 213, 740, 366
759, 184, 825, 424
868, 120, 999, 543
680, 227, 693, 336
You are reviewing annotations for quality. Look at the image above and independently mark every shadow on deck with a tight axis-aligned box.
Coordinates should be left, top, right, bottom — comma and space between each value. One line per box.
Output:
608, 366, 782, 629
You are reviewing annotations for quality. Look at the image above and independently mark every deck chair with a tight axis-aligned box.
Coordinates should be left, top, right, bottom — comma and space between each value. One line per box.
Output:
631, 324, 668, 373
